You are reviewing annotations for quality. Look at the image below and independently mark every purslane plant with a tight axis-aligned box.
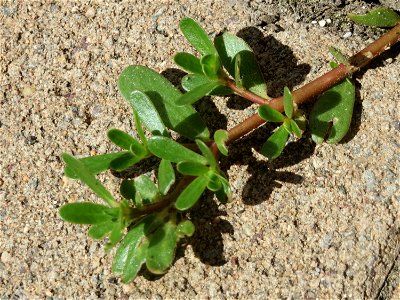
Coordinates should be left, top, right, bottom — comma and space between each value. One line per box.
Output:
60, 8, 400, 282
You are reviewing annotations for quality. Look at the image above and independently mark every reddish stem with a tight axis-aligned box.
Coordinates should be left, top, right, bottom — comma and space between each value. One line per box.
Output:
226, 23, 400, 144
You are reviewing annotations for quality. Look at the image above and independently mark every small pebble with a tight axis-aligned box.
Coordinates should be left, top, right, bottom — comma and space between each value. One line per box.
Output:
326, 18, 332, 24
343, 32, 352, 38
318, 20, 326, 27
311, 20, 317, 24
21, 85, 36, 97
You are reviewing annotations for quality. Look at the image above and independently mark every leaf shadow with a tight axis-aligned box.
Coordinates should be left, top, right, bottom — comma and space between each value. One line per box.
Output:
225, 26, 312, 109
186, 191, 234, 266
219, 124, 315, 205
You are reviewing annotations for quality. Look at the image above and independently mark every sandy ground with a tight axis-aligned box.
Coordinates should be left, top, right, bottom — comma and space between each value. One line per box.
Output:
1, 0, 399, 299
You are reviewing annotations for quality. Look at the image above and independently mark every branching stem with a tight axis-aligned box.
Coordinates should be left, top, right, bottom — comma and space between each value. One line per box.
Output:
225, 23, 400, 144
134, 23, 400, 216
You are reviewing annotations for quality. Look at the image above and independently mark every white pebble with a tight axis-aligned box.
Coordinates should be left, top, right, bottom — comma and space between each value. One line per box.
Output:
343, 32, 352, 38
318, 20, 326, 27
326, 18, 332, 24
311, 20, 317, 24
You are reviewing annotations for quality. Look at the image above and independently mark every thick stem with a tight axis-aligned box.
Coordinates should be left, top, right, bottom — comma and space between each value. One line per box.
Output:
225, 79, 267, 105
226, 23, 400, 144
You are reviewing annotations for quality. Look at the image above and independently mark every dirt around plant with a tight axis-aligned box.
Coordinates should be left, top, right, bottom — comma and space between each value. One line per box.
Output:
0, 0, 399, 298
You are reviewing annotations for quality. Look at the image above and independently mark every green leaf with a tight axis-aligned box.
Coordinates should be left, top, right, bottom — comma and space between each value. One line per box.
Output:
106, 222, 125, 251
59, 202, 113, 224
290, 119, 302, 138
64, 152, 128, 179
135, 175, 159, 203
330, 61, 339, 69
134, 111, 148, 147
283, 87, 294, 119
207, 171, 222, 192
181, 74, 232, 95
176, 220, 195, 237
214, 33, 268, 98
329, 47, 349, 66
62, 154, 116, 206
177, 161, 209, 176
119, 65, 209, 140
113, 216, 152, 282
195, 139, 217, 169
348, 7, 400, 28
89, 221, 114, 239
215, 173, 232, 203
258, 105, 285, 123
176, 81, 220, 106
175, 176, 209, 211
214, 129, 229, 156
120, 179, 136, 200
261, 125, 289, 160
282, 118, 292, 133
146, 219, 178, 274
234, 53, 243, 87
158, 159, 175, 195
179, 17, 217, 56
148, 136, 208, 164
310, 78, 355, 144
124, 90, 168, 137
129, 141, 147, 158
107, 129, 136, 150
109, 152, 141, 172
200, 54, 221, 79
174, 52, 203, 74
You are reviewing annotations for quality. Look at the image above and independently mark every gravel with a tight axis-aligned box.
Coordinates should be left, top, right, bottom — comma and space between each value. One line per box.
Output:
0, 0, 399, 299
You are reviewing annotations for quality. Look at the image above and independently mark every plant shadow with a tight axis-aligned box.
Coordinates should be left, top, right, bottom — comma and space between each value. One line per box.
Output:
219, 123, 315, 205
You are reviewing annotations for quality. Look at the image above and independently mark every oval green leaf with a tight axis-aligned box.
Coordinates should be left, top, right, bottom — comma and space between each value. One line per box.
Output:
260, 125, 289, 160
88, 221, 114, 240
214, 33, 268, 98
135, 175, 159, 203
207, 171, 222, 192
148, 136, 207, 164
120, 179, 136, 200
59, 202, 113, 224
119, 65, 209, 140
176, 220, 195, 237
113, 216, 152, 282
179, 17, 217, 56
175, 176, 209, 211
200, 54, 221, 79
283, 87, 294, 119
177, 161, 209, 176
124, 90, 168, 137
109, 152, 141, 172
146, 220, 178, 274
310, 78, 355, 144
290, 119, 303, 138
181, 73, 232, 95
195, 139, 217, 169
174, 52, 203, 74
214, 129, 229, 156
348, 8, 400, 28
176, 81, 220, 106
107, 129, 136, 150
158, 159, 175, 195
64, 152, 128, 179
258, 105, 285, 123
62, 154, 116, 206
